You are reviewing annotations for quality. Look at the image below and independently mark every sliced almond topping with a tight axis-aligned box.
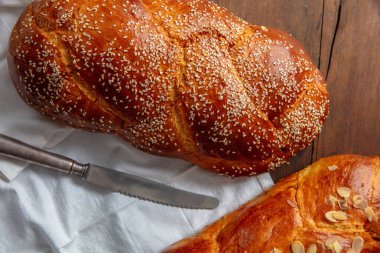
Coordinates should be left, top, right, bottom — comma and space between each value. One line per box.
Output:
287, 199, 298, 208
337, 187, 351, 198
328, 165, 338, 171
364, 206, 375, 222
353, 195, 364, 203
291, 241, 305, 253
316, 241, 326, 252
332, 241, 342, 253
270, 248, 282, 253
353, 199, 368, 210
332, 211, 349, 221
338, 199, 349, 210
325, 236, 341, 247
327, 195, 338, 207
352, 236, 364, 252
306, 244, 317, 253
347, 250, 356, 253
325, 211, 339, 222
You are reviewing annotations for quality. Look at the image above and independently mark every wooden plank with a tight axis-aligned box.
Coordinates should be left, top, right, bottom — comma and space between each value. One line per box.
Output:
315, 0, 380, 159
213, 0, 324, 181
312, 0, 340, 162
318, 0, 341, 77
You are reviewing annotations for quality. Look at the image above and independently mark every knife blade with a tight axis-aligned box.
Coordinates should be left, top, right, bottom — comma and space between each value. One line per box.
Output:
0, 134, 219, 209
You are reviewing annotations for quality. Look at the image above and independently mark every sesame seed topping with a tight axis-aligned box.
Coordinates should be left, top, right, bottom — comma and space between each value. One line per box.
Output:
9, 0, 329, 177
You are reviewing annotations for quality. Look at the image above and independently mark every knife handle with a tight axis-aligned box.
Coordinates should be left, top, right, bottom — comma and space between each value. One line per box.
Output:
0, 134, 88, 178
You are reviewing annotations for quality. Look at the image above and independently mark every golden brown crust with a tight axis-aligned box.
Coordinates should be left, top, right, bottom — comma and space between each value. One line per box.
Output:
8, 0, 329, 176
164, 155, 380, 252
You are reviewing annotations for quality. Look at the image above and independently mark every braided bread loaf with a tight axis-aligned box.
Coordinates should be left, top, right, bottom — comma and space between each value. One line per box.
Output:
165, 155, 380, 252
8, 0, 329, 176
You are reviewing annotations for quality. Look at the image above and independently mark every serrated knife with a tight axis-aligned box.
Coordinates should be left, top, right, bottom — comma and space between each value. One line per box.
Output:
0, 134, 219, 209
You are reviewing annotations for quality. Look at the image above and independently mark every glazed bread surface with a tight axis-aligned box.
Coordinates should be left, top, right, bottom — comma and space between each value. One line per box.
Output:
8, 0, 329, 176
164, 155, 380, 252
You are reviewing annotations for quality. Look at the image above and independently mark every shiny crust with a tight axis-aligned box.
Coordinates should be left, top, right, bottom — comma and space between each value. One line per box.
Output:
164, 155, 380, 252
8, 0, 329, 176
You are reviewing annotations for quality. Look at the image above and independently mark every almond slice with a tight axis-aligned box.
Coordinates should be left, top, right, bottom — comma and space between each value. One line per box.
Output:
287, 199, 298, 208
337, 187, 351, 198
270, 248, 282, 253
353, 195, 364, 203
327, 195, 338, 207
364, 206, 375, 222
332, 211, 349, 221
338, 199, 349, 210
332, 241, 342, 253
328, 165, 338, 171
306, 244, 317, 253
325, 211, 339, 222
353, 199, 368, 210
347, 250, 355, 253
325, 236, 341, 247
316, 241, 326, 252
291, 241, 305, 253
352, 236, 364, 252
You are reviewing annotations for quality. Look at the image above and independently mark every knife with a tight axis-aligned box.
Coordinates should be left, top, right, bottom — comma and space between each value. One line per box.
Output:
0, 134, 219, 209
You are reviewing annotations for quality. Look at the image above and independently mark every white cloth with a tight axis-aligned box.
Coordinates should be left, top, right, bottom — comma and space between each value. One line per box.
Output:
0, 1, 274, 252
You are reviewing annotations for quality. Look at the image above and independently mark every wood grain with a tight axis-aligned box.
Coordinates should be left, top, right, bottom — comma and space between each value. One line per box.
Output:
214, 0, 380, 181
316, 0, 380, 160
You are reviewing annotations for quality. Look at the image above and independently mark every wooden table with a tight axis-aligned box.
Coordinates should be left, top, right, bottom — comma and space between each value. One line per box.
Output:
215, 0, 380, 182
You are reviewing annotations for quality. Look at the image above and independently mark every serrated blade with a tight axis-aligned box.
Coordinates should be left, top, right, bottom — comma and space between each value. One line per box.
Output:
83, 164, 219, 209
